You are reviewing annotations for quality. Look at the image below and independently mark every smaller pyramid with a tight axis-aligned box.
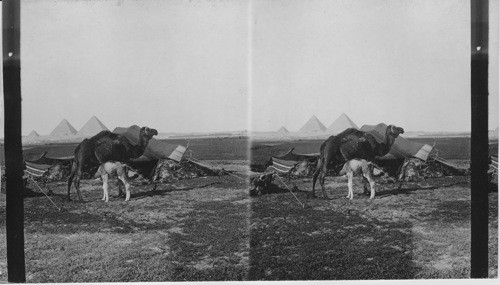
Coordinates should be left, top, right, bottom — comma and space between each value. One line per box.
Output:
277, 126, 289, 134
326, 113, 359, 134
27, 130, 40, 138
491, 127, 499, 138
298, 115, 326, 133
77, 115, 109, 137
50, 119, 77, 136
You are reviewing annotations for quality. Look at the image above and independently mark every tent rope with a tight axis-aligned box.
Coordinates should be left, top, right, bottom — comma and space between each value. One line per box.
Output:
273, 173, 305, 208
220, 169, 246, 181
28, 177, 62, 212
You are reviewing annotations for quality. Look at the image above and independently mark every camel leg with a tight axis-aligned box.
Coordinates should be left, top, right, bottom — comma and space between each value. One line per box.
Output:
369, 179, 376, 199
70, 163, 85, 202
362, 177, 370, 196
101, 176, 106, 201
362, 164, 376, 199
102, 174, 109, 202
67, 161, 77, 201
120, 178, 131, 201
312, 157, 323, 197
319, 151, 336, 200
125, 182, 131, 201
117, 165, 131, 201
74, 173, 83, 202
116, 180, 125, 198
363, 172, 376, 199
346, 171, 354, 199
319, 168, 329, 200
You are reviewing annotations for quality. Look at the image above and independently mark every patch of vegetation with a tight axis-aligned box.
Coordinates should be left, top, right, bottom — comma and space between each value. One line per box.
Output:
168, 200, 249, 281
0, 178, 250, 283
426, 200, 471, 225
249, 193, 418, 280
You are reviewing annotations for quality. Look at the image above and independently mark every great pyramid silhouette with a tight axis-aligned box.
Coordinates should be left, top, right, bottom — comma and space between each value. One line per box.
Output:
298, 115, 326, 132
50, 119, 77, 136
325, 113, 359, 134
77, 116, 109, 137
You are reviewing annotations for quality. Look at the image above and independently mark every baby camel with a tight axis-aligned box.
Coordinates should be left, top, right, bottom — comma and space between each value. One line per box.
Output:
340, 159, 376, 199
94, 161, 132, 202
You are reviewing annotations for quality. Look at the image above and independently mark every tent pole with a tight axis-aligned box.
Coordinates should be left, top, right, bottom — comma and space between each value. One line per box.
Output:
470, 0, 489, 278
2, 0, 26, 282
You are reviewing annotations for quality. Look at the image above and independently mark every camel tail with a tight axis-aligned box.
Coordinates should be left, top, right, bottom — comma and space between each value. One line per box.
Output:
67, 160, 77, 192
312, 141, 328, 191
312, 155, 323, 192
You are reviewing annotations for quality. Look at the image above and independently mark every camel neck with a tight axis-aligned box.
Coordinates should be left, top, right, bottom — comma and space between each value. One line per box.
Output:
385, 131, 396, 146
138, 136, 149, 149
132, 134, 150, 158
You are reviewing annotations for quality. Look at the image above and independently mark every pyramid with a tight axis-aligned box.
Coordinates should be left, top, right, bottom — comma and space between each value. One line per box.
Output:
77, 115, 109, 137
491, 127, 499, 138
276, 126, 289, 134
27, 130, 40, 138
298, 115, 326, 133
325, 113, 359, 134
50, 119, 77, 136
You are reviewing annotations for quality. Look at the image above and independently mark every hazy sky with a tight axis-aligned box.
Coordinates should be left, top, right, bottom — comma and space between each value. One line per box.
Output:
251, 0, 498, 132
0, 0, 498, 136
18, 0, 249, 135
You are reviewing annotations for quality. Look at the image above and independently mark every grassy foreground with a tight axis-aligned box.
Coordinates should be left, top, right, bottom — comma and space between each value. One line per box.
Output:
0, 175, 497, 281
249, 176, 498, 279
0, 175, 249, 282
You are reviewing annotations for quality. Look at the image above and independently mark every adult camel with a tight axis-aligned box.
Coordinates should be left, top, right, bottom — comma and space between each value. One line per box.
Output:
67, 126, 158, 201
312, 124, 404, 199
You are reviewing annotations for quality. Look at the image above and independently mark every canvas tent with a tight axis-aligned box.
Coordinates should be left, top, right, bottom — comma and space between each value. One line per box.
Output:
24, 152, 73, 180
113, 126, 227, 181
259, 124, 468, 181
113, 125, 182, 162
359, 123, 433, 161
359, 124, 471, 179
21, 125, 185, 180
112, 125, 221, 180
267, 148, 319, 176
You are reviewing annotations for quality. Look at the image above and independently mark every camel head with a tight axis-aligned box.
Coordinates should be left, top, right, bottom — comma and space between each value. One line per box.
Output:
387, 125, 404, 138
140, 126, 158, 139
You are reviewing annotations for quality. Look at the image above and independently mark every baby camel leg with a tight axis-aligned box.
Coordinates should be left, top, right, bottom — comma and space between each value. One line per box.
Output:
362, 169, 376, 199
117, 170, 130, 201
118, 175, 131, 201
118, 165, 131, 201
346, 171, 354, 200
102, 174, 110, 202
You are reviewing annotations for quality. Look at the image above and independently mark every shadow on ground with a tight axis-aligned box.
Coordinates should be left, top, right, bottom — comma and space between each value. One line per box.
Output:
249, 191, 418, 280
